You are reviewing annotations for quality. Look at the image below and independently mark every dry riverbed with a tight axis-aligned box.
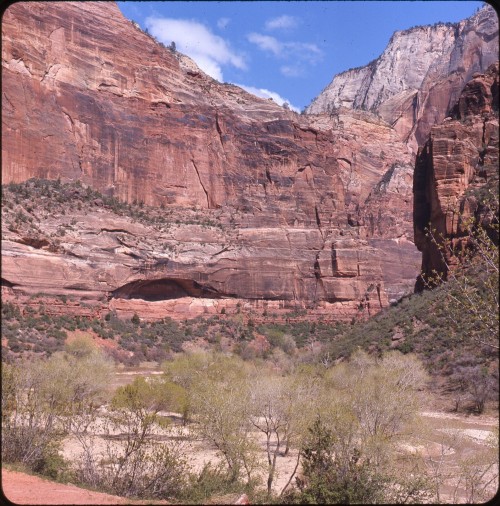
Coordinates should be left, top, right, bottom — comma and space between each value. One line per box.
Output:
4, 365, 498, 504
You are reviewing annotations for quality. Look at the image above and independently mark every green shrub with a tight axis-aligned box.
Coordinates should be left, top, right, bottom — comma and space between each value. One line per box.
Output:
182, 462, 249, 503
35, 440, 72, 482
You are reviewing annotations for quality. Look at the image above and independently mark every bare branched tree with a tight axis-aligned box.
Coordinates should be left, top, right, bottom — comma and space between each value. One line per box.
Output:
421, 192, 499, 350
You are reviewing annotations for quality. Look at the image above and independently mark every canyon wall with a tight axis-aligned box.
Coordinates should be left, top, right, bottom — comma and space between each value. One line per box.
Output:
414, 62, 499, 286
3, 2, 492, 319
306, 5, 499, 153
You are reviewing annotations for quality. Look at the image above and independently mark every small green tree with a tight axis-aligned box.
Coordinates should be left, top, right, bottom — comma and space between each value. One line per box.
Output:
283, 351, 433, 504
300, 416, 387, 504
164, 351, 259, 484
190, 357, 259, 484
161, 351, 213, 424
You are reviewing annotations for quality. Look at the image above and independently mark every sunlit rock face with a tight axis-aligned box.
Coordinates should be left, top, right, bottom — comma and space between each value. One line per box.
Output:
306, 5, 499, 153
414, 62, 499, 287
2, 1, 440, 319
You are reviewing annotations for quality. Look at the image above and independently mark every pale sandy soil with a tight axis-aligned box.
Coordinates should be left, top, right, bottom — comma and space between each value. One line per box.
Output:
419, 410, 499, 503
4, 363, 498, 506
1, 469, 169, 505
421, 410, 498, 426
438, 427, 493, 442
61, 415, 301, 495
59, 408, 498, 501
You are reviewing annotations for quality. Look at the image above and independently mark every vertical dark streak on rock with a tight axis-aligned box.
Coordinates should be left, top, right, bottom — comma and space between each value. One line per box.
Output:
191, 159, 210, 208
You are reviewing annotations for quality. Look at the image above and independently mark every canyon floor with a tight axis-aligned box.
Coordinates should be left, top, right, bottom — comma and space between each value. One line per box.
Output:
3, 366, 497, 505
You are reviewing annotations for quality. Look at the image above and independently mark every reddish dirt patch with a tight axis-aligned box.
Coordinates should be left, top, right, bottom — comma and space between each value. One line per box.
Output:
65, 330, 120, 351
1, 469, 168, 505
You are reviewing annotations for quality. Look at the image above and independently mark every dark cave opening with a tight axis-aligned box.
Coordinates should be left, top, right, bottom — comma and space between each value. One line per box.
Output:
1, 278, 17, 288
111, 278, 221, 301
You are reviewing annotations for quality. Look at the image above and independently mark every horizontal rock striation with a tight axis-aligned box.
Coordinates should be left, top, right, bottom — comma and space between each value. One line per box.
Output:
1, 175, 420, 320
306, 5, 499, 153
2, 1, 427, 318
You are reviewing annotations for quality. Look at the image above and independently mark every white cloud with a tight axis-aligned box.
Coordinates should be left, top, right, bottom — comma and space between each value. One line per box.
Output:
247, 32, 323, 67
234, 83, 300, 112
217, 17, 230, 29
190, 54, 224, 82
145, 17, 246, 81
265, 15, 299, 31
247, 33, 282, 56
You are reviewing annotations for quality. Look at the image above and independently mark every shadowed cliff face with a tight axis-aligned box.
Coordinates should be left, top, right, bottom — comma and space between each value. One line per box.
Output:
413, 62, 499, 289
306, 5, 499, 154
2, 1, 425, 317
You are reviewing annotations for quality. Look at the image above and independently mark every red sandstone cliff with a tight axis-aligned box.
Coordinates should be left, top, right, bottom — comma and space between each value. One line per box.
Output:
413, 62, 499, 286
2, 1, 474, 318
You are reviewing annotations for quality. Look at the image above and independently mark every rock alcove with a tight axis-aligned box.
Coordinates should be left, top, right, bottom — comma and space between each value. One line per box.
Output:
111, 278, 222, 301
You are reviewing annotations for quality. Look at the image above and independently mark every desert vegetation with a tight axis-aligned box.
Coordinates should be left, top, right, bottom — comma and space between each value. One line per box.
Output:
2, 331, 498, 503
3, 265, 497, 417
1, 179, 229, 235
1, 288, 498, 502
2, 181, 498, 503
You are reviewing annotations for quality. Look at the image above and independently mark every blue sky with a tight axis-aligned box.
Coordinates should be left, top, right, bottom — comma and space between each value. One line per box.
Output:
117, 1, 486, 111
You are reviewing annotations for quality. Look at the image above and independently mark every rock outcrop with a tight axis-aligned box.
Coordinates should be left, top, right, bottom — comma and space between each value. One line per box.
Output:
306, 5, 499, 153
1, 1, 434, 319
413, 62, 499, 286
